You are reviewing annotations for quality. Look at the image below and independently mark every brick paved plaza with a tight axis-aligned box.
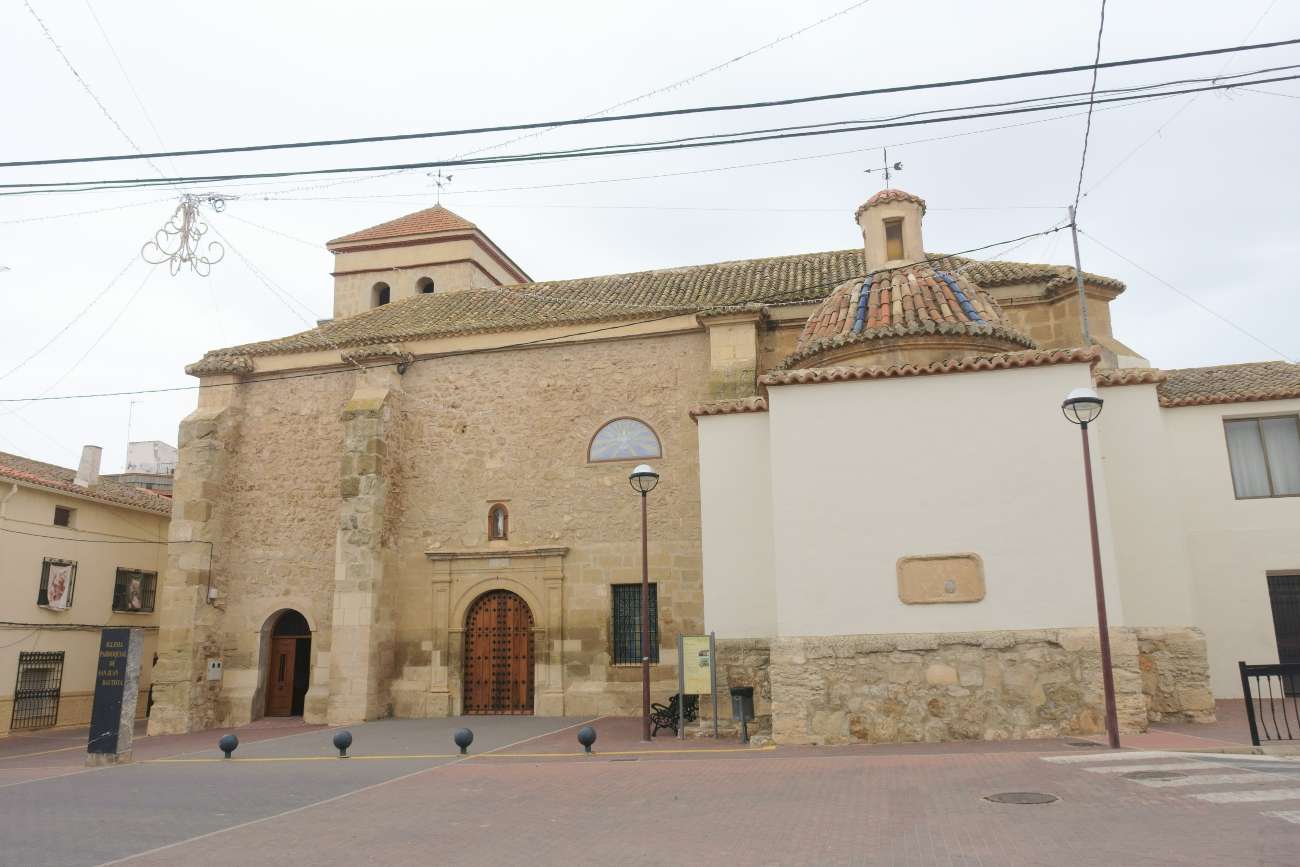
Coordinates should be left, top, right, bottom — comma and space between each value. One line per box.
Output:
1, 706, 1297, 866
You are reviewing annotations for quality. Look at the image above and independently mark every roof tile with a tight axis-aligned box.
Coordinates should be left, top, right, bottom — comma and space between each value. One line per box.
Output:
0, 451, 172, 515
327, 205, 477, 247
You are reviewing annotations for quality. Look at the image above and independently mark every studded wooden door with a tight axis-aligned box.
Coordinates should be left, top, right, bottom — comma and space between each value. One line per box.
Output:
463, 590, 534, 715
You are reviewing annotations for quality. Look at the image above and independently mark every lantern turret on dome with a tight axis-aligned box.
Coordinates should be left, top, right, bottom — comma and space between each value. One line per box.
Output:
779, 188, 1037, 371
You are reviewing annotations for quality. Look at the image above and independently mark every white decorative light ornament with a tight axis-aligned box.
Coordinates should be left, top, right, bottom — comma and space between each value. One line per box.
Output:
1061, 386, 1104, 426
142, 194, 234, 276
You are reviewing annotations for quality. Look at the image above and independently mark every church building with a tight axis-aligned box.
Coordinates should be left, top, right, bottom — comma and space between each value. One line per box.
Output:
148, 187, 1300, 744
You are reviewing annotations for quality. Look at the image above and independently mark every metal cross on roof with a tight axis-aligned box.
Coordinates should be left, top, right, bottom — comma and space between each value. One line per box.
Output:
428, 170, 453, 204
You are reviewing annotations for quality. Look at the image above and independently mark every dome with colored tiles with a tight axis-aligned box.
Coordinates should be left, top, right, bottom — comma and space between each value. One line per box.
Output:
783, 263, 1036, 370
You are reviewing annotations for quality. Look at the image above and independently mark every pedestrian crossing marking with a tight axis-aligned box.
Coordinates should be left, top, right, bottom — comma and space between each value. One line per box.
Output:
1042, 750, 1174, 763
1190, 787, 1300, 804
1082, 761, 1219, 774
1130, 772, 1300, 788
1262, 810, 1300, 824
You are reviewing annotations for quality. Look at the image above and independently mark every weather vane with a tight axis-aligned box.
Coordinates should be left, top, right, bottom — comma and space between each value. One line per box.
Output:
428, 169, 453, 204
863, 148, 903, 189
141, 193, 235, 277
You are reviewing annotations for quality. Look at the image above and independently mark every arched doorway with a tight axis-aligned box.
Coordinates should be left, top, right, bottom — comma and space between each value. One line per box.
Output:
265, 610, 311, 717
463, 590, 534, 715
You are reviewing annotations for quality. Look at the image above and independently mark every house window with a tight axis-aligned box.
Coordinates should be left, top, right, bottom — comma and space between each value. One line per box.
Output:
488, 504, 508, 540
1225, 415, 1300, 498
417, 276, 435, 294
371, 282, 391, 307
884, 218, 905, 260
113, 568, 158, 613
588, 418, 662, 463
611, 583, 659, 664
53, 506, 74, 527
10, 651, 65, 730
37, 558, 77, 610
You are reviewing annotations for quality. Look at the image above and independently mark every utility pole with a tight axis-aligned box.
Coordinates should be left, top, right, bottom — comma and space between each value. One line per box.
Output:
1068, 205, 1093, 347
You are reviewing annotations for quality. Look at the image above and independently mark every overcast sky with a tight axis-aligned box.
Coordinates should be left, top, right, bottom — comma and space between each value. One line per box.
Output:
1, 0, 1297, 472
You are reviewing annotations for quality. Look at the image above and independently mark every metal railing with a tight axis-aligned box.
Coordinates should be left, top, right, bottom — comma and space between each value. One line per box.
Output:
1238, 661, 1300, 746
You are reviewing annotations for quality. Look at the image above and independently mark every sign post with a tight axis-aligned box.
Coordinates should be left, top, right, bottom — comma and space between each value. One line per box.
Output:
677, 632, 718, 739
86, 628, 143, 766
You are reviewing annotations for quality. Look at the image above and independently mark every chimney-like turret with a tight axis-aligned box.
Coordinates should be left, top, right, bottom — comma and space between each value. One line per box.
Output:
74, 445, 102, 488
855, 189, 927, 272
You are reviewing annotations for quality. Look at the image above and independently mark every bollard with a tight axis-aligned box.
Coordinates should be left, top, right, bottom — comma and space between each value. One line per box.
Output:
453, 728, 474, 755
333, 730, 353, 758
218, 734, 239, 759
577, 725, 597, 755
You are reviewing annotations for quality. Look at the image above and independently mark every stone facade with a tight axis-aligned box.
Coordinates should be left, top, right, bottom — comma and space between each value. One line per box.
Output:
151, 331, 709, 730
761, 627, 1212, 745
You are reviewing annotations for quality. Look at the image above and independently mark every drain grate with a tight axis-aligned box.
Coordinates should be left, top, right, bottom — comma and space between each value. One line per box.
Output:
1066, 740, 1099, 748
1123, 770, 1186, 781
610, 757, 639, 762
985, 792, 1059, 805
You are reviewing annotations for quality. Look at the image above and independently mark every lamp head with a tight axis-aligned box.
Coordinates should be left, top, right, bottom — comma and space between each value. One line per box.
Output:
1062, 386, 1104, 426
628, 463, 660, 494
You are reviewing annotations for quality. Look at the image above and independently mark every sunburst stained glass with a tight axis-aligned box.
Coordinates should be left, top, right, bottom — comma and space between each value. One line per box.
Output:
589, 418, 661, 462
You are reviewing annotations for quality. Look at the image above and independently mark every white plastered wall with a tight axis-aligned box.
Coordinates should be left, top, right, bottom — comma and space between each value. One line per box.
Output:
697, 412, 777, 638
765, 363, 1123, 637
1161, 397, 1300, 697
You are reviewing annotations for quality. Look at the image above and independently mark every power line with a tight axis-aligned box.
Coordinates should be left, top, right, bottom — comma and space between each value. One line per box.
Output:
80, 0, 172, 160
20, 0, 171, 183
9, 71, 1300, 197
1072, 0, 1108, 211
5, 37, 1298, 172
0, 226, 1066, 405
1079, 229, 1294, 363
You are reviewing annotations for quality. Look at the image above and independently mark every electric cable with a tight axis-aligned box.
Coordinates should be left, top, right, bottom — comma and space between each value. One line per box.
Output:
4, 37, 1297, 171
1072, 0, 1108, 211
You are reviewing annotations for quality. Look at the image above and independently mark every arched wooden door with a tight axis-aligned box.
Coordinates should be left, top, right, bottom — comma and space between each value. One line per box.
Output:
463, 590, 534, 715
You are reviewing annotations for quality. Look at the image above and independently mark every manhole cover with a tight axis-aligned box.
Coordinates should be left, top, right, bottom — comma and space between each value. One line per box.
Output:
1123, 770, 1186, 781
984, 792, 1059, 805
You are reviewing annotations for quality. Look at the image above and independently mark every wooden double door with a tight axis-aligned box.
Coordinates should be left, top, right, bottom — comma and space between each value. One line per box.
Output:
463, 590, 535, 715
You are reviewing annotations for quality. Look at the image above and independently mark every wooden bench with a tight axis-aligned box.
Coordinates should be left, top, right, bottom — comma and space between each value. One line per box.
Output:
650, 693, 699, 736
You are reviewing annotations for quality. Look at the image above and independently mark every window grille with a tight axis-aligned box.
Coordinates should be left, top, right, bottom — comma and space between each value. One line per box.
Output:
611, 583, 659, 664
37, 558, 77, 609
1225, 416, 1300, 498
10, 651, 65, 730
113, 568, 158, 613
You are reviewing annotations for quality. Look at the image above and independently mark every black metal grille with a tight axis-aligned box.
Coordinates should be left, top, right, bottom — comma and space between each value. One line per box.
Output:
11, 651, 65, 730
112, 569, 157, 612
1239, 662, 1300, 745
612, 583, 658, 664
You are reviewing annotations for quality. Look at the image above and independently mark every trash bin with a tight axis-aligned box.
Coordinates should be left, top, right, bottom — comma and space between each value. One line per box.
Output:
730, 686, 755, 744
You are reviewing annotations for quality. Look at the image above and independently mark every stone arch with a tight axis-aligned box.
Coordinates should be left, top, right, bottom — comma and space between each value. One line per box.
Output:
250, 604, 319, 721
462, 589, 535, 714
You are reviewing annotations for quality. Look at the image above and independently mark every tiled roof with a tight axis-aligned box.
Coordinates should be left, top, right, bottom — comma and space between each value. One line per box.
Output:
856, 188, 927, 217
761, 347, 1100, 387
190, 249, 1123, 367
688, 396, 768, 419
327, 205, 478, 247
1095, 368, 1168, 387
0, 451, 173, 516
1158, 361, 1300, 407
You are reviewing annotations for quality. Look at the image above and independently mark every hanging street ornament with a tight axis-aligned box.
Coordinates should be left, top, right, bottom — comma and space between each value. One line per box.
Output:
141, 193, 236, 277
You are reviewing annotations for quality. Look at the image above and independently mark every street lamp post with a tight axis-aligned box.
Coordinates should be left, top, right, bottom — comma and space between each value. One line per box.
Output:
629, 463, 660, 742
1062, 386, 1121, 749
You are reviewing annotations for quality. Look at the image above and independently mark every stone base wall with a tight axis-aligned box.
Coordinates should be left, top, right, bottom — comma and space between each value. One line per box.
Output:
765, 627, 1212, 745
706, 639, 773, 735
1136, 627, 1216, 723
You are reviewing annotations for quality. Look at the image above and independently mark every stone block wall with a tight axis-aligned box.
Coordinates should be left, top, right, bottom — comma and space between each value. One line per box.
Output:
708, 638, 772, 735
764, 627, 1212, 745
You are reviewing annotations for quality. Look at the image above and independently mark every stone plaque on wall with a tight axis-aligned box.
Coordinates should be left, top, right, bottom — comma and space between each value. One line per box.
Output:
896, 554, 985, 604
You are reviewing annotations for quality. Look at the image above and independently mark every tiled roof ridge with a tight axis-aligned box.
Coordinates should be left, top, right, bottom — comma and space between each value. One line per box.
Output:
761, 347, 1101, 386
1095, 368, 1168, 387
0, 451, 173, 515
1158, 360, 1300, 407
688, 396, 768, 419
780, 322, 1037, 371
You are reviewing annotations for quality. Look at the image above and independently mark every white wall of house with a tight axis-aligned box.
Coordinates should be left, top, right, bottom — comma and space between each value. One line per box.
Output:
698, 412, 777, 638
763, 362, 1122, 637
1161, 397, 1300, 697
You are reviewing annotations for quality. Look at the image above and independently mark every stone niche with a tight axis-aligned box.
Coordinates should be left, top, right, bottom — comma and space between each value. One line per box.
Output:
897, 553, 985, 604
767, 626, 1215, 745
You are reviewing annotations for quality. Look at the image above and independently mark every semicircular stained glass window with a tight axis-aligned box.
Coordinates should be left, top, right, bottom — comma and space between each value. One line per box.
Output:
588, 418, 662, 463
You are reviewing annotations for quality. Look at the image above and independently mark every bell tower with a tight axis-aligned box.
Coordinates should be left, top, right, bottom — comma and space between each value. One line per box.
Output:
855, 189, 927, 272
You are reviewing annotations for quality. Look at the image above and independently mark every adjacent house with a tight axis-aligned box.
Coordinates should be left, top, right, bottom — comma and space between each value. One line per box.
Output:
0, 446, 170, 735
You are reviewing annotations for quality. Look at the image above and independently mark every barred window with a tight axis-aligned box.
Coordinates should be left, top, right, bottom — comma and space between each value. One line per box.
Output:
37, 558, 77, 610
113, 568, 158, 613
611, 583, 658, 664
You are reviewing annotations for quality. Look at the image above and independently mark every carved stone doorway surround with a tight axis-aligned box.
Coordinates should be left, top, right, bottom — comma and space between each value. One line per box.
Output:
425, 547, 567, 716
